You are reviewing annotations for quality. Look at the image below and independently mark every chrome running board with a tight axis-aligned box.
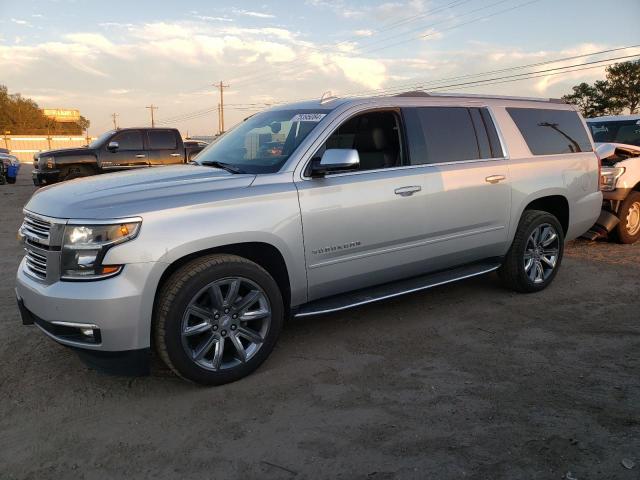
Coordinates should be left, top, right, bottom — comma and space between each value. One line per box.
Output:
294, 259, 501, 318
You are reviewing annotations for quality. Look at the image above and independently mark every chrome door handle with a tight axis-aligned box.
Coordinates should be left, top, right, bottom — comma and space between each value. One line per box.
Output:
485, 175, 506, 184
170, 153, 182, 157
394, 185, 422, 197
135, 154, 146, 158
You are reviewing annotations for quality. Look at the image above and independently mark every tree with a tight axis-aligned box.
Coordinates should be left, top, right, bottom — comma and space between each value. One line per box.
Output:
563, 60, 640, 116
0, 84, 86, 134
605, 60, 640, 114
562, 82, 602, 117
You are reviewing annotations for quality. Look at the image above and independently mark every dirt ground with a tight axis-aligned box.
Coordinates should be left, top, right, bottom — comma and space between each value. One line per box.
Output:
0, 167, 638, 480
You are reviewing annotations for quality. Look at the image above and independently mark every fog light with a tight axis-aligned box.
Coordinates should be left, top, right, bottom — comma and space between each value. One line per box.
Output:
80, 328, 94, 337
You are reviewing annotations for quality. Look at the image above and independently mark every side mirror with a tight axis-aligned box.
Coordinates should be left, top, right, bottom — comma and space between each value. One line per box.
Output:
310, 149, 359, 177
107, 141, 119, 152
595, 143, 616, 161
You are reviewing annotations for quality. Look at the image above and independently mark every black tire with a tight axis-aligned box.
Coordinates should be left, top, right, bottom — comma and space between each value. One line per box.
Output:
614, 191, 640, 244
63, 165, 92, 181
498, 210, 565, 293
154, 254, 284, 385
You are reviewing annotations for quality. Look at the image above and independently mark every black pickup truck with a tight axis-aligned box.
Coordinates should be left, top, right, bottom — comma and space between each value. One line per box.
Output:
32, 128, 207, 186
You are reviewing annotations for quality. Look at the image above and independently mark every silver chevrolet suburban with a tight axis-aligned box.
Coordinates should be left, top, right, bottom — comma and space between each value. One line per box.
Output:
16, 93, 602, 385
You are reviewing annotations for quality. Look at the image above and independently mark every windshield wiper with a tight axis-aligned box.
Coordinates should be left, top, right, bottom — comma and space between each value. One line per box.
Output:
199, 160, 245, 174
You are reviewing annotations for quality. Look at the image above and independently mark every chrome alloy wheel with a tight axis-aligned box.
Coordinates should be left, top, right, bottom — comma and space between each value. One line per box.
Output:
524, 223, 560, 284
181, 277, 271, 371
625, 201, 640, 236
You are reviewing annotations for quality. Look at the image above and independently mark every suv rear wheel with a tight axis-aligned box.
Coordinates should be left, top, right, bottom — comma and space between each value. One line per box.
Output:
154, 254, 283, 385
499, 210, 564, 293
615, 191, 640, 244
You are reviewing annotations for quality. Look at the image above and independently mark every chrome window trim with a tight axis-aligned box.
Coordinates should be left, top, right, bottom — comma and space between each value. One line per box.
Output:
297, 104, 511, 181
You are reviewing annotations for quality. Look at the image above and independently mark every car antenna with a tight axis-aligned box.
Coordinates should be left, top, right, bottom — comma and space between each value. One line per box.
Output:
320, 91, 338, 104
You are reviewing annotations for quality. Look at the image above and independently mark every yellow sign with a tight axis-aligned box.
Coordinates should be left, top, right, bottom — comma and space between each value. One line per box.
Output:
42, 109, 81, 122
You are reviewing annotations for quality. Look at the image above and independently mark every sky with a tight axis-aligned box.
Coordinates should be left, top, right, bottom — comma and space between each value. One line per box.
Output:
1, 0, 639, 136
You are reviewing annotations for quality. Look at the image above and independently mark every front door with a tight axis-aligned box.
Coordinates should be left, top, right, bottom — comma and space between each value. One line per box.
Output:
102, 129, 148, 169
296, 110, 432, 300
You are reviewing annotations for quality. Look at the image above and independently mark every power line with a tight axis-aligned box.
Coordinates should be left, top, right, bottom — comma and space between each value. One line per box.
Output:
349, 53, 640, 98
230, 0, 538, 90
226, 0, 475, 85
155, 45, 640, 128
111, 113, 119, 129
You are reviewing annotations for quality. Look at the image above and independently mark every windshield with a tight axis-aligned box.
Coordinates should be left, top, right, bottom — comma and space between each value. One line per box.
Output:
589, 120, 640, 147
89, 130, 116, 148
195, 109, 329, 174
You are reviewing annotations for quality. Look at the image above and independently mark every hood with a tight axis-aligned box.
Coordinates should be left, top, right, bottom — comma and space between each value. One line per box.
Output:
36, 147, 92, 158
595, 142, 640, 156
26, 165, 256, 219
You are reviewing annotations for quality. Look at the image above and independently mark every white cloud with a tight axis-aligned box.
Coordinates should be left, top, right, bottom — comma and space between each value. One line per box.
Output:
108, 89, 130, 95
233, 9, 275, 19
11, 18, 30, 26
354, 29, 373, 37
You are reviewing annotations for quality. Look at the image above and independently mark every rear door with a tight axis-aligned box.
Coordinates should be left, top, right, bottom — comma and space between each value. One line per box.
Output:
102, 129, 148, 169
146, 129, 183, 165
402, 106, 512, 264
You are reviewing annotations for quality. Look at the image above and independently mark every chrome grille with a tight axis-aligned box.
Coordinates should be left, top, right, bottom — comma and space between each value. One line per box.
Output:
21, 213, 52, 246
24, 246, 48, 280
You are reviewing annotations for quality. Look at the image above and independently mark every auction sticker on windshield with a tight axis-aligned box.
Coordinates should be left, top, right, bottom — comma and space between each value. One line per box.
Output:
291, 113, 326, 122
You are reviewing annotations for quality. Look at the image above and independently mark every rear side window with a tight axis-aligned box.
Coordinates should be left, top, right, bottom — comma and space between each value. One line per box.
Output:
403, 107, 503, 165
507, 108, 592, 155
111, 130, 143, 150
148, 130, 178, 150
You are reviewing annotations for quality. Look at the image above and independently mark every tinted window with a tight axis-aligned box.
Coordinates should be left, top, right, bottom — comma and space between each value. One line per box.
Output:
404, 107, 480, 164
480, 108, 504, 158
588, 120, 640, 147
316, 110, 403, 172
148, 130, 178, 150
507, 108, 592, 155
470, 108, 491, 159
111, 130, 143, 150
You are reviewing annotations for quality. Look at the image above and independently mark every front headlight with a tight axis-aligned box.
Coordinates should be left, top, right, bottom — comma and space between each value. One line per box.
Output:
39, 156, 55, 169
600, 166, 625, 191
61, 220, 141, 280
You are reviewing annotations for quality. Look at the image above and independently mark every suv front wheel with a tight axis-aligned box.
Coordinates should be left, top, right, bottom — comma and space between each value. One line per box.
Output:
499, 210, 565, 293
154, 254, 284, 385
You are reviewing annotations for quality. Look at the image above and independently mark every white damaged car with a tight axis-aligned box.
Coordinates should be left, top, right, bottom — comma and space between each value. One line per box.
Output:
586, 115, 640, 244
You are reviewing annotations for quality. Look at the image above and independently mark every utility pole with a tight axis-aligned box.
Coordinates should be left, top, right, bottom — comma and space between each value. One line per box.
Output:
111, 113, 119, 130
146, 104, 158, 128
214, 81, 229, 133
217, 103, 221, 135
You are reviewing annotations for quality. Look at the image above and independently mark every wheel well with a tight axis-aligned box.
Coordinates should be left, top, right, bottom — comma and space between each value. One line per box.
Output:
524, 195, 569, 234
153, 242, 292, 316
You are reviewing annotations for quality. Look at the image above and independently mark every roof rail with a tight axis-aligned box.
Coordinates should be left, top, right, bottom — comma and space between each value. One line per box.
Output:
417, 92, 569, 103
395, 91, 431, 97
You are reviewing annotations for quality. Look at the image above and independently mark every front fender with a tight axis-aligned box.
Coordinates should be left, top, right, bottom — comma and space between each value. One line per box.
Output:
103, 181, 308, 307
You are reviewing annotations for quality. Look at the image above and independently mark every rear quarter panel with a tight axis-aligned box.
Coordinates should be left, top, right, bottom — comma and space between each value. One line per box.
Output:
492, 105, 602, 243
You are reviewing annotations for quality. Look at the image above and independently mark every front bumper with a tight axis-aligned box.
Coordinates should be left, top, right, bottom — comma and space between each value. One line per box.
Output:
32, 169, 62, 186
16, 258, 161, 352
602, 187, 632, 202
